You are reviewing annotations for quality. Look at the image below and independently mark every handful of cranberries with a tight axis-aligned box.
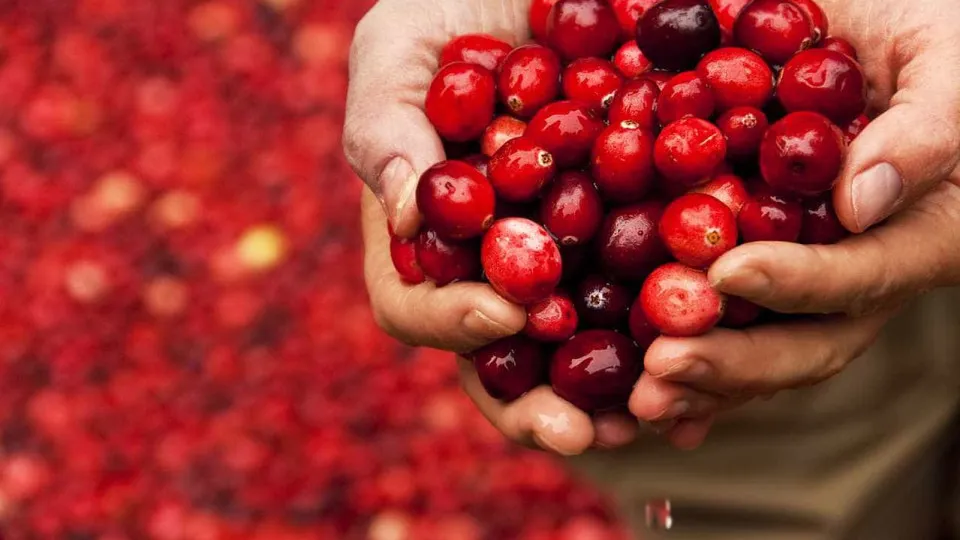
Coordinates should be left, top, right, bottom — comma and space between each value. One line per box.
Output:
390, 0, 868, 414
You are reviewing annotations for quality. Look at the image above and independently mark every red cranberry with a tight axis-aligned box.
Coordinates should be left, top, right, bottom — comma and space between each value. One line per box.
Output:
760, 111, 845, 196
691, 173, 750, 216
636, 0, 721, 71
416, 229, 482, 285
656, 72, 715, 125
597, 202, 669, 282
695, 47, 773, 110
488, 136, 557, 203
481, 218, 563, 305
550, 330, 643, 412
707, 0, 751, 42
821, 36, 858, 61
540, 172, 604, 246
439, 34, 513, 71
608, 78, 660, 129
642, 71, 677, 90
416, 160, 496, 239
628, 297, 661, 349
778, 49, 867, 125
738, 192, 802, 242
390, 234, 426, 284
799, 195, 847, 245
716, 106, 769, 159
640, 263, 725, 337
790, 0, 828, 42
481, 116, 527, 157
547, 0, 621, 61
613, 41, 654, 79
525, 100, 605, 169
591, 121, 657, 204
470, 336, 546, 401
530, 0, 563, 43
524, 292, 579, 342
610, 0, 661, 38
575, 275, 633, 329
733, 0, 815, 65
562, 58, 623, 111
462, 154, 491, 176
720, 296, 762, 327
425, 62, 496, 142
660, 193, 738, 268
654, 117, 727, 187
841, 113, 869, 145
498, 45, 562, 119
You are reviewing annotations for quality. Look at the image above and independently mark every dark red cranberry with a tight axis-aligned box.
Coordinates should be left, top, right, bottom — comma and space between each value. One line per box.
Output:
425, 62, 496, 142
597, 202, 669, 282
562, 58, 623, 111
720, 296, 762, 328
799, 195, 848, 245
636, 0, 721, 71
575, 275, 633, 329
778, 48, 867, 125
481, 218, 563, 305
470, 336, 546, 401
642, 71, 677, 90
550, 330, 643, 412
695, 47, 773, 110
707, 0, 751, 42
692, 173, 750, 216
416, 160, 496, 239
608, 78, 660, 129
628, 296, 661, 349
390, 234, 426, 284
525, 100, 605, 169
654, 117, 727, 187
613, 41, 654, 79
439, 34, 513, 71
733, 0, 815, 65
482, 116, 527, 157
498, 45, 562, 119
640, 263, 726, 337
462, 154, 491, 177
716, 106, 769, 159
610, 0, 661, 38
540, 172, 604, 246
524, 293, 579, 342
659, 193, 738, 268
560, 244, 592, 283
416, 229, 482, 285
790, 0, 828, 42
591, 121, 657, 204
821, 36, 858, 61
547, 0, 621, 61
760, 111, 845, 196
530, 0, 562, 43
488, 136, 557, 202
738, 192, 802, 242
841, 114, 869, 145
656, 72, 715, 125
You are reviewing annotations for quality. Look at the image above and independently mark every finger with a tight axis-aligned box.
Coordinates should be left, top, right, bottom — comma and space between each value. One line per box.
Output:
458, 357, 597, 456
665, 414, 716, 451
628, 373, 722, 423
362, 189, 525, 352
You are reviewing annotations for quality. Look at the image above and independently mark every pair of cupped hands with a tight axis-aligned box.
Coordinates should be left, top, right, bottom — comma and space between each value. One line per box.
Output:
344, 0, 960, 453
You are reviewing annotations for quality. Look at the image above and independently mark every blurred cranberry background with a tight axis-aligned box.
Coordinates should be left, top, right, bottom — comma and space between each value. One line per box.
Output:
0, 0, 630, 538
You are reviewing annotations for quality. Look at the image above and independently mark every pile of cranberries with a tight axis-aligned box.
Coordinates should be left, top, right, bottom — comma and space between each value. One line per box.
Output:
393, 0, 868, 413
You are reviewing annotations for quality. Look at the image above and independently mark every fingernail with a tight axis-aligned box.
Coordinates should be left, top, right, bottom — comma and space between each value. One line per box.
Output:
462, 309, 516, 340
666, 360, 715, 384
853, 163, 902, 231
379, 157, 418, 231
661, 400, 690, 420
710, 266, 770, 299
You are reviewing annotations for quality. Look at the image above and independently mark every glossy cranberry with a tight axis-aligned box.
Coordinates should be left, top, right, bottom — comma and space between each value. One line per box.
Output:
530, 0, 563, 43
416, 229, 482, 285
425, 62, 496, 142
660, 193, 738, 268
608, 79, 660, 129
716, 106, 769, 159
390, 234, 426, 284
481, 116, 527, 157
550, 330, 643, 412
525, 100, 605, 169
416, 160, 496, 239
562, 58, 623, 111
610, 0, 661, 38
692, 173, 750, 216
660, 75, 715, 129
707, 0, 751, 42
488, 136, 557, 202
640, 263, 725, 337
481, 218, 563, 304
628, 302, 660, 350
720, 296, 762, 328
799, 195, 847, 245
821, 36, 858, 61
695, 47, 773, 110
738, 192, 802, 242
575, 275, 633, 329
614, 41, 654, 79
547, 0, 621, 61
790, 0, 828, 42
498, 45, 562, 118
654, 117, 727, 187
439, 34, 513, 71
841, 113, 869, 145
733, 0, 815, 65
462, 153, 491, 177
636, 0, 721, 71
524, 293, 579, 342
540, 172, 604, 246
591, 121, 657, 204
778, 49, 867, 125
470, 336, 546, 401
642, 71, 677, 90
760, 112, 845, 196
597, 202, 669, 282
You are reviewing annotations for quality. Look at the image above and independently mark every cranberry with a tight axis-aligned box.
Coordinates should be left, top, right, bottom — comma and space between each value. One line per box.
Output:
640, 263, 726, 337
777, 49, 867, 125
695, 47, 773, 110
799, 195, 847, 245
707, 0, 752, 42
841, 113, 869, 145
439, 34, 513, 71
560, 244, 592, 283
821, 36, 858, 61
642, 71, 677, 90
636, 0, 721, 71
608, 78, 660, 129
733, 0, 815, 66
738, 192, 802, 242
654, 117, 727, 187
610, 0, 661, 38
562, 58, 623, 111
720, 296, 762, 327
790, 0, 828, 42
416, 229, 482, 285
488, 136, 557, 202
525, 100, 605, 169
498, 45, 562, 119
470, 336, 546, 401
550, 330, 643, 412
481, 218, 563, 305
591, 121, 657, 204
390, 234, 426, 284
540, 172, 604, 246
547, 0, 621, 61
425, 62, 496, 142
524, 292, 579, 342
575, 275, 633, 329
760, 111, 845, 196
530, 0, 563, 43
660, 193, 738, 268
416, 160, 496, 239
481, 116, 527, 157
628, 297, 661, 349
716, 106, 769, 159
692, 173, 750, 216
462, 153, 491, 176
596, 202, 669, 282
656, 72, 715, 125
613, 41, 654, 79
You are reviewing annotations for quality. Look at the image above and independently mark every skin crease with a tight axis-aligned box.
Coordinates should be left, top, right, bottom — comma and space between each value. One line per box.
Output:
346, 0, 960, 453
